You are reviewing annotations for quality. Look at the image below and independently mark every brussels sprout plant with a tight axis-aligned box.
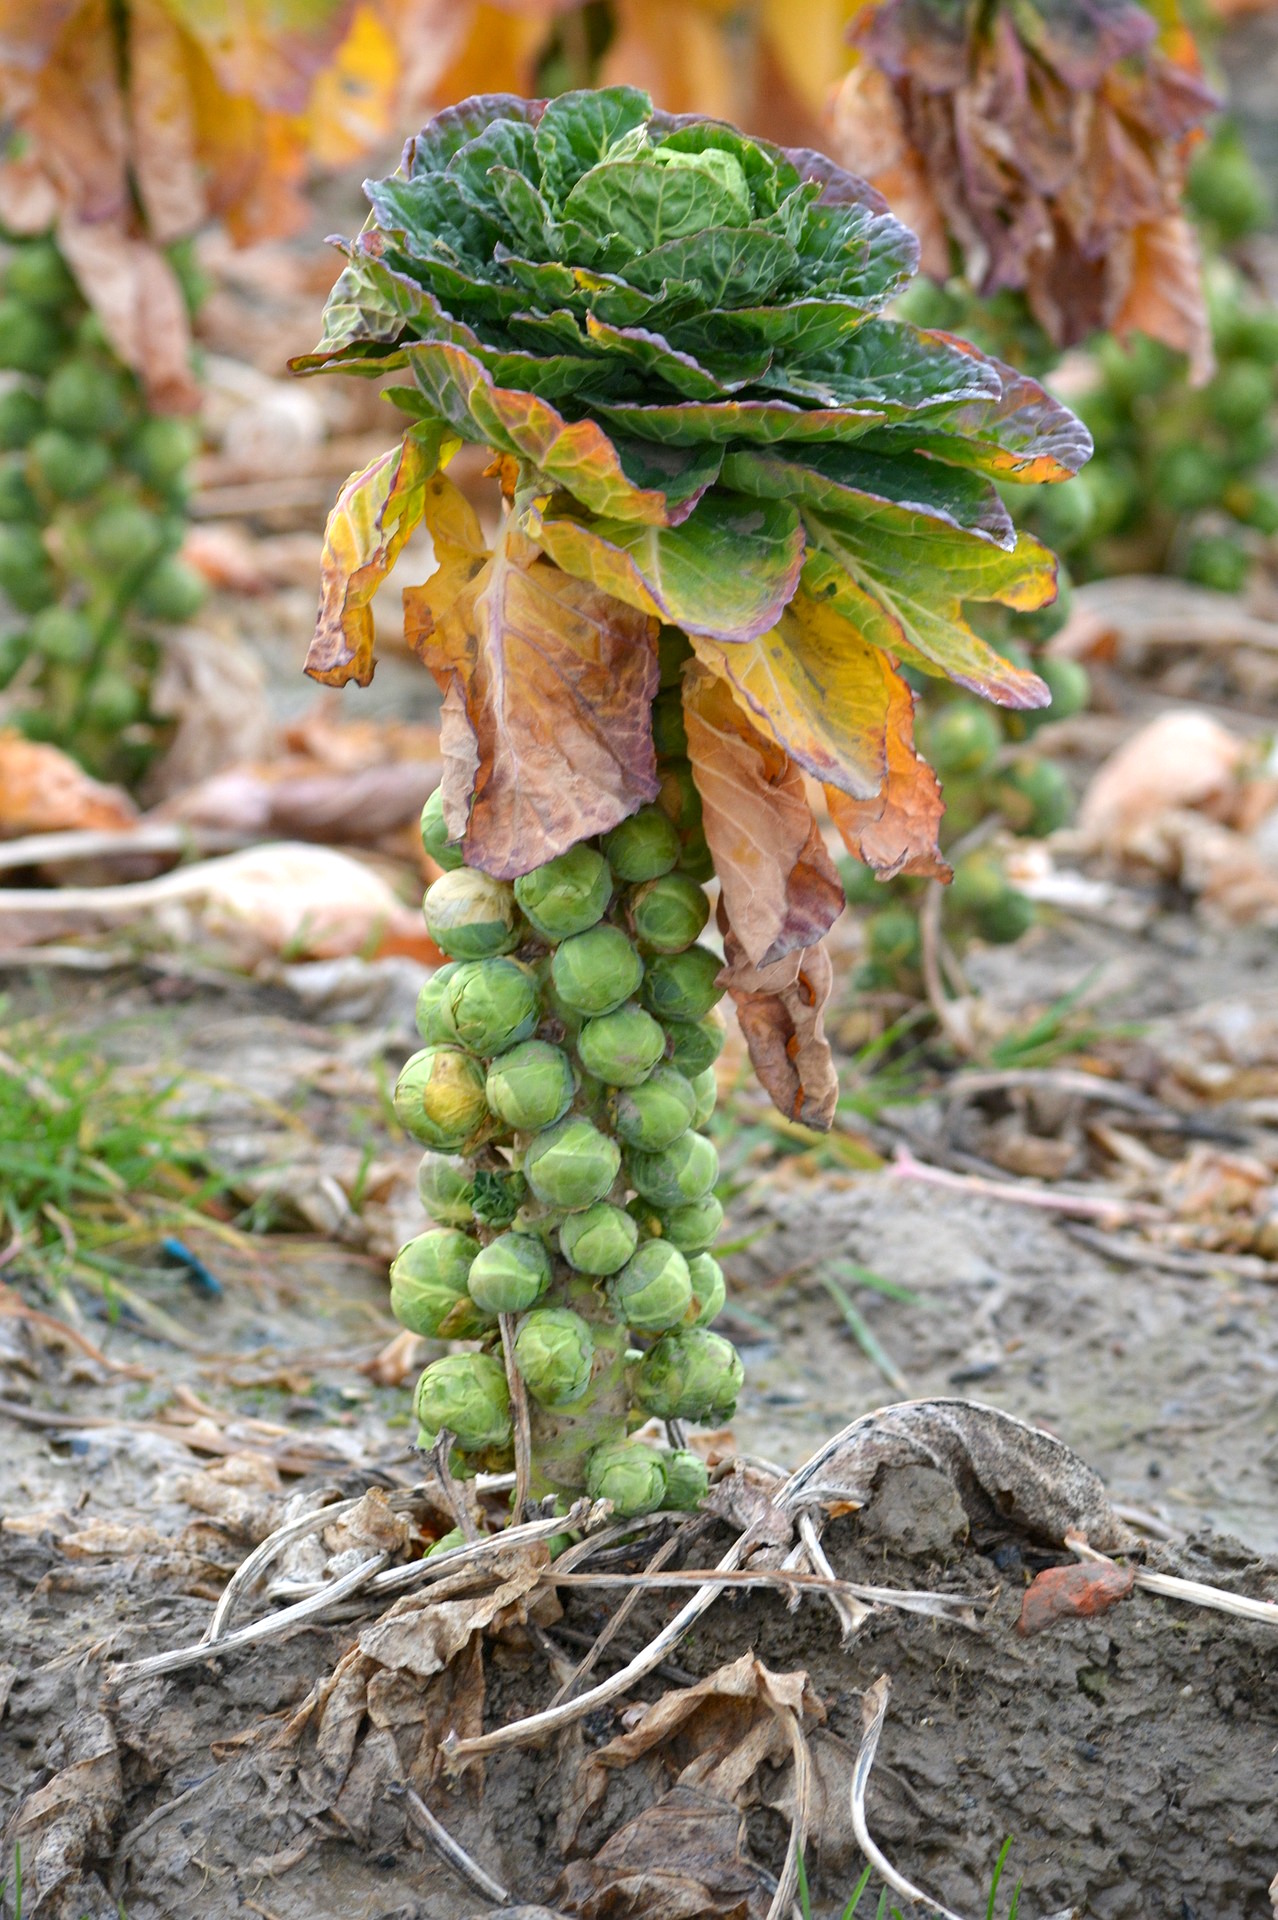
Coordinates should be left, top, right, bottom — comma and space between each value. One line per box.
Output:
297, 87, 1087, 1516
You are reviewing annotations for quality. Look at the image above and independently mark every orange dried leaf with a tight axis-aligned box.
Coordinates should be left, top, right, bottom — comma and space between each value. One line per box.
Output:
0, 732, 137, 837
822, 668, 948, 881
684, 663, 844, 970
1017, 1560, 1135, 1635
720, 924, 839, 1130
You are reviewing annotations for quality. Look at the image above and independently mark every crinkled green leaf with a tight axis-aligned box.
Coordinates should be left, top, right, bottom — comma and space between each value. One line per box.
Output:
624, 227, 799, 307
665, 299, 870, 363
723, 443, 1015, 548
534, 87, 652, 210
594, 396, 892, 448
404, 95, 542, 178
873, 352, 1094, 481
562, 156, 751, 255
765, 321, 1001, 411
584, 317, 770, 399
532, 494, 805, 643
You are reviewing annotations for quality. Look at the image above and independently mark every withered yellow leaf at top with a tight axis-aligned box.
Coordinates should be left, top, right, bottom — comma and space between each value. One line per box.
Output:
683, 662, 844, 971
689, 586, 902, 804
409, 518, 661, 879
822, 664, 949, 881
305, 425, 451, 689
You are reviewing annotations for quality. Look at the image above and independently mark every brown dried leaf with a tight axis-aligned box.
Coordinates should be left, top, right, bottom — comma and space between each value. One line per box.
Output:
831, 61, 950, 277
555, 1783, 772, 1920
56, 214, 200, 412
822, 671, 948, 882
0, 731, 137, 836
409, 519, 661, 879
127, 0, 205, 244
9, 1711, 122, 1912
719, 923, 839, 1130
684, 663, 843, 970
1107, 212, 1214, 386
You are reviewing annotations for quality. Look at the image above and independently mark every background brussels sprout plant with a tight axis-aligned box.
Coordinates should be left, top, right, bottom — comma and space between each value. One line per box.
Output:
297, 87, 1088, 1517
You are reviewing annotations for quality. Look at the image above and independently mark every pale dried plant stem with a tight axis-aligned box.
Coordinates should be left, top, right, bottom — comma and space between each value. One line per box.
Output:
397, 1782, 510, 1904
798, 1509, 871, 1642
548, 1520, 698, 1708
499, 1311, 532, 1523
891, 1141, 1166, 1222
852, 1674, 970, 1920
1069, 1537, 1278, 1627
766, 1704, 812, 1920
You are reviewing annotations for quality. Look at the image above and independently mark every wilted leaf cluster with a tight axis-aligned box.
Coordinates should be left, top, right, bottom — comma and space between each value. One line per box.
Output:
833, 0, 1218, 373
0, 231, 205, 782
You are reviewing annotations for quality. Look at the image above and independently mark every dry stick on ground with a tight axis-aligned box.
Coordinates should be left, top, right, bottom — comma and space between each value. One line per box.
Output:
852, 1674, 968, 1920
429, 1428, 480, 1542
1064, 1220, 1276, 1282
891, 1142, 1168, 1223
919, 881, 975, 1056
547, 1518, 707, 1708
393, 1782, 511, 1906
1068, 1536, 1278, 1627
798, 1509, 871, 1642
550, 1566, 985, 1623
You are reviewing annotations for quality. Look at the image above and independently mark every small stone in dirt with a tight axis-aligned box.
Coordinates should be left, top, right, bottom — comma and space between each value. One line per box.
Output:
857, 1463, 968, 1557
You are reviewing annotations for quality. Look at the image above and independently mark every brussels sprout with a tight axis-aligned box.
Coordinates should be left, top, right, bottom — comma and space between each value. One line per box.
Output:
923, 704, 1001, 779
1209, 359, 1273, 433
45, 357, 128, 436
0, 456, 37, 522
416, 1151, 476, 1228
658, 624, 692, 690
629, 872, 710, 953
471, 1166, 528, 1228
635, 1328, 743, 1422
29, 606, 93, 666
656, 762, 702, 835
975, 889, 1035, 945
416, 962, 463, 1042
559, 1200, 638, 1275
0, 523, 53, 611
525, 1115, 621, 1208
1185, 533, 1250, 595
602, 805, 681, 882
611, 1063, 697, 1151
136, 557, 207, 623
865, 907, 921, 972
650, 686, 687, 759
577, 1002, 665, 1087
423, 868, 521, 958
641, 945, 723, 1023
486, 1038, 575, 1131
467, 1230, 552, 1313
550, 923, 643, 1017
390, 1229, 490, 1338
85, 670, 143, 730
514, 845, 612, 938
414, 1351, 511, 1451
585, 1439, 668, 1516
665, 1008, 726, 1077
1038, 656, 1090, 722
6, 240, 77, 311
607, 1239, 692, 1332
685, 1252, 725, 1325
949, 850, 1008, 918
124, 414, 199, 489
28, 428, 110, 501
514, 1306, 594, 1406
86, 503, 163, 574
662, 1194, 725, 1255
0, 387, 43, 451
425, 1525, 467, 1557
661, 1449, 710, 1510
993, 758, 1072, 839
441, 956, 539, 1055
394, 1045, 490, 1150
0, 301, 58, 375
627, 1130, 718, 1208
421, 787, 465, 871
677, 832, 713, 887
688, 1067, 717, 1131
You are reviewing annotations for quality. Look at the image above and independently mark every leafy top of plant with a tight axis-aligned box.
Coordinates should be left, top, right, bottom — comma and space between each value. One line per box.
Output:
295, 88, 1089, 1124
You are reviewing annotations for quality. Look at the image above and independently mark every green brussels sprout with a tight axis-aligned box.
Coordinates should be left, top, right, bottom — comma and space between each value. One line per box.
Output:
650, 686, 687, 758
416, 1150, 476, 1227
865, 906, 921, 972
0, 457, 37, 522
28, 428, 110, 500
641, 945, 723, 1023
1156, 445, 1228, 514
124, 414, 199, 489
627, 1130, 718, 1208
45, 357, 128, 436
677, 829, 713, 884
975, 889, 1035, 945
394, 1045, 490, 1150
685, 1252, 725, 1325
688, 1067, 717, 1131
414, 1351, 511, 1451
0, 387, 44, 451
514, 844, 612, 938
661, 1449, 710, 1510
658, 624, 692, 690
514, 1306, 594, 1406
585, 1439, 668, 1516
656, 761, 702, 835
1185, 534, 1250, 595
577, 1002, 666, 1087
0, 523, 53, 611
629, 872, 710, 953
611, 1063, 697, 1151
423, 868, 521, 958
993, 758, 1072, 838
467, 1230, 552, 1313
602, 805, 681, 882
665, 1008, 726, 1077
471, 1166, 528, 1228
135, 556, 207, 622
486, 1038, 575, 1131
425, 1525, 467, 1557
441, 956, 539, 1054
948, 850, 1009, 918
923, 704, 1001, 779
635, 1328, 743, 1422
524, 1115, 621, 1208
86, 502, 163, 574
6, 239, 77, 311
663, 1193, 725, 1254
1209, 360, 1273, 434
607, 1239, 692, 1332
550, 923, 643, 1017
390, 1229, 491, 1338
415, 961, 463, 1042
29, 605, 93, 666
0, 300, 58, 375
1037, 656, 1090, 722
421, 787, 465, 871
85, 669, 143, 729
559, 1200, 639, 1275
